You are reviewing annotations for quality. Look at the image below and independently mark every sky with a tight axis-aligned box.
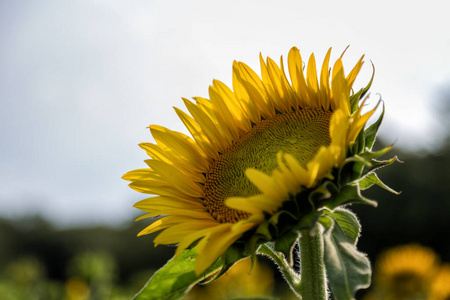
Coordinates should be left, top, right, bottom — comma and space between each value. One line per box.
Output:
1, 0, 449, 227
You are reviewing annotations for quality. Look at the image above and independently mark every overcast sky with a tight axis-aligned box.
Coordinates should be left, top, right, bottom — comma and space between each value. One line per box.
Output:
1, 0, 449, 227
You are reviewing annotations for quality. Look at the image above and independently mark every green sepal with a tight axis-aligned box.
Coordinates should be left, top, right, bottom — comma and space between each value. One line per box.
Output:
357, 173, 400, 195
359, 145, 392, 160
321, 208, 361, 245
361, 155, 399, 176
325, 184, 377, 210
134, 248, 223, 300
307, 184, 332, 209
338, 156, 368, 186
350, 124, 366, 156
364, 102, 385, 151
340, 145, 396, 185
349, 63, 375, 114
322, 217, 371, 300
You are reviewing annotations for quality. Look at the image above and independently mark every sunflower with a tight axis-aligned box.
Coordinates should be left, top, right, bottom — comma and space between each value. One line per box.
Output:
123, 46, 380, 275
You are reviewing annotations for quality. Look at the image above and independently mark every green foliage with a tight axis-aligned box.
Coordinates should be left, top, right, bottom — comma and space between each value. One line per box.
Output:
133, 248, 222, 300
321, 213, 371, 300
322, 209, 360, 245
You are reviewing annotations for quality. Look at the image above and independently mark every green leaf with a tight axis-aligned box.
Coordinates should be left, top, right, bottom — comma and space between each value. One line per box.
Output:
323, 209, 361, 245
358, 173, 400, 194
323, 219, 371, 300
134, 248, 222, 300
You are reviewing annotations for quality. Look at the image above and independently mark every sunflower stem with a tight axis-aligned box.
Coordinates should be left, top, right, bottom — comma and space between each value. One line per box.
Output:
298, 224, 328, 300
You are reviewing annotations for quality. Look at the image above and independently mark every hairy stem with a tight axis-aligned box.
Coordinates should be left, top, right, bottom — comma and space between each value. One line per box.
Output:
298, 224, 327, 299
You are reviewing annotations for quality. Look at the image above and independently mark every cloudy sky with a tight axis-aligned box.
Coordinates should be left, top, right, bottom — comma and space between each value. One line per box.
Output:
1, 0, 449, 227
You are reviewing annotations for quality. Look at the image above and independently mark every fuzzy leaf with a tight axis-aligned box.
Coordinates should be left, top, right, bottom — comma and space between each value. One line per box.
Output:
323, 209, 361, 245
323, 219, 371, 300
134, 248, 222, 300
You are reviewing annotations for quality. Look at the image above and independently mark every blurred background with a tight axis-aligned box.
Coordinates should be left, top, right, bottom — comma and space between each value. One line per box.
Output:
1, 1, 449, 299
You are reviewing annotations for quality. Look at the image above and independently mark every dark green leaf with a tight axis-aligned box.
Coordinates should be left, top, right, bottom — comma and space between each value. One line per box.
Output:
323, 219, 371, 300
134, 248, 222, 300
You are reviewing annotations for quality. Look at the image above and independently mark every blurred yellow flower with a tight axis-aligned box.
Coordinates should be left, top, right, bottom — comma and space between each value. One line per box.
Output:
364, 244, 441, 300
183, 257, 274, 300
429, 264, 450, 300
64, 277, 90, 300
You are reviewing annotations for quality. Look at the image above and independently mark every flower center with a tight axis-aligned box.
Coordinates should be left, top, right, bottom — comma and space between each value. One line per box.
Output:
203, 108, 332, 223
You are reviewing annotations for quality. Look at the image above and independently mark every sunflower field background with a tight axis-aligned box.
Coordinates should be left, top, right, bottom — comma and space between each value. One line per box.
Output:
1, 122, 450, 299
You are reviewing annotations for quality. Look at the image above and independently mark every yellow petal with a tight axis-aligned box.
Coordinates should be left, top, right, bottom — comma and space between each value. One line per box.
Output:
145, 160, 203, 197
150, 125, 209, 172
183, 98, 228, 152
174, 107, 218, 160
319, 48, 332, 109
122, 168, 159, 181
346, 55, 365, 89
245, 168, 279, 198
194, 222, 255, 275
306, 53, 320, 105
233, 61, 260, 123
287, 47, 310, 107
226, 193, 279, 214
210, 80, 251, 132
